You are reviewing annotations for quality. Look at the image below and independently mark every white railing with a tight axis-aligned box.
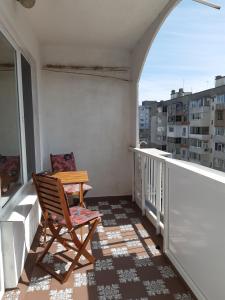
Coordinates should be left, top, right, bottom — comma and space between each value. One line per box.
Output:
131, 147, 225, 300
131, 148, 171, 234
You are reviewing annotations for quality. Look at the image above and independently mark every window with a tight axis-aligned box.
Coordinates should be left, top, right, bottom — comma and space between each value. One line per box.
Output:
190, 127, 209, 135
176, 148, 180, 154
215, 143, 225, 152
189, 152, 201, 161
182, 127, 186, 136
190, 139, 203, 148
0, 31, 35, 205
183, 115, 188, 122
169, 127, 174, 132
217, 110, 223, 121
182, 150, 186, 158
176, 115, 182, 122
0, 32, 22, 203
215, 127, 225, 136
21, 55, 35, 180
216, 94, 225, 104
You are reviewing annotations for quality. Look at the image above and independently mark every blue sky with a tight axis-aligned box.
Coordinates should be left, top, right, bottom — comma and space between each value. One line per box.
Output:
139, 0, 225, 103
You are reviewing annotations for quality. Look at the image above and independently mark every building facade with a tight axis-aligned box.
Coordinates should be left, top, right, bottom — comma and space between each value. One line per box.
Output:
139, 76, 225, 172
139, 101, 157, 147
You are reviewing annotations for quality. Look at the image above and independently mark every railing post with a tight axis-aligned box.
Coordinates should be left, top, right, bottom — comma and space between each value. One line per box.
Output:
156, 160, 162, 235
141, 155, 146, 215
150, 158, 153, 204
132, 152, 135, 202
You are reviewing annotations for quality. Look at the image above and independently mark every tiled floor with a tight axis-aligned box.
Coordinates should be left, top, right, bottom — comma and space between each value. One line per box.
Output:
3, 197, 195, 300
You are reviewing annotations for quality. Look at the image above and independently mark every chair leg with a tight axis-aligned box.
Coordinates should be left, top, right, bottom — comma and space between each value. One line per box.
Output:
37, 218, 100, 284
62, 218, 100, 283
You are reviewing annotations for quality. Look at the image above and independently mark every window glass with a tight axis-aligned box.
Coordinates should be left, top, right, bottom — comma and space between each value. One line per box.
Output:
0, 32, 22, 203
21, 55, 35, 180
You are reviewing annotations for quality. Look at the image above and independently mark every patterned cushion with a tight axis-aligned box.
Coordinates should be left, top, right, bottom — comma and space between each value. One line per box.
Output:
51, 206, 102, 226
0, 155, 20, 177
50, 153, 76, 172
63, 183, 92, 195
0, 155, 20, 192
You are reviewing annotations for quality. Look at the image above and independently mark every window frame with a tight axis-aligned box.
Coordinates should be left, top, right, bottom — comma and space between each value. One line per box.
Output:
0, 26, 36, 208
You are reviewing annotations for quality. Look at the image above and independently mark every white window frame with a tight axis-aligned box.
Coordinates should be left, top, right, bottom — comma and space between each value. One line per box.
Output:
0, 25, 36, 208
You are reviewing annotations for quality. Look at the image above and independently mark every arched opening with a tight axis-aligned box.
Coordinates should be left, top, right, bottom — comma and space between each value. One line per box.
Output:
138, 0, 224, 171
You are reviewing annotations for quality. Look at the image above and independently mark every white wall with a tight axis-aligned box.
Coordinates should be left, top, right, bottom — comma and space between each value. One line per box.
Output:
165, 159, 225, 300
40, 45, 132, 197
167, 125, 188, 138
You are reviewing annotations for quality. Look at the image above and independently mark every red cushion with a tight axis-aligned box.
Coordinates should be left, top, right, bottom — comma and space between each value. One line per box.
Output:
50, 153, 76, 172
63, 183, 92, 195
50, 206, 101, 226
0, 155, 20, 176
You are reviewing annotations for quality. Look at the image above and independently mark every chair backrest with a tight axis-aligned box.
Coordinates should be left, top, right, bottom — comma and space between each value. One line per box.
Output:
50, 152, 77, 172
33, 173, 72, 227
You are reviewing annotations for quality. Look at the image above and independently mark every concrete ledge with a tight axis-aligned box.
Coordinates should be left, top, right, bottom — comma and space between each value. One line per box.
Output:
0, 183, 41, 289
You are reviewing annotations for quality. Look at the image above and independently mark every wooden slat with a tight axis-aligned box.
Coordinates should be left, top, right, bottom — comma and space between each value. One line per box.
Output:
42, 200, 62, 213
40, 196, 62, 210
43, 203, 63, 216
39, 187, 60, 198
37, 175, 58, 186
39, 191, 61, 204
37, 181, 58, 192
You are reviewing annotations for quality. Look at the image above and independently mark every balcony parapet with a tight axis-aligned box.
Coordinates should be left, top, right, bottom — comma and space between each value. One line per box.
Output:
130, 147, 225, 299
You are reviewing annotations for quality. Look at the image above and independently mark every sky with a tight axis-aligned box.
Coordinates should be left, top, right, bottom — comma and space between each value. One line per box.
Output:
139, 0, 225, 103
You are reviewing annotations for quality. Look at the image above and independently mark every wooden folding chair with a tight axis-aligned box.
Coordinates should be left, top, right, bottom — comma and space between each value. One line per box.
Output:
50, 152, 92, 201
33, 173, 102, 283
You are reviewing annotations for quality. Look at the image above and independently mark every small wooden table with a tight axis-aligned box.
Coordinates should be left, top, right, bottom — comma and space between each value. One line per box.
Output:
51, 171, 89, 207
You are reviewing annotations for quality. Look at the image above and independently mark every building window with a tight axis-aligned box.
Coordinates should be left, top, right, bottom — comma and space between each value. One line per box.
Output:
182, 127, 186, 136
176, 115, 182, 122
169, 127, 174, 132
215, 143, 225, 152
216, 94, 225, 104
190, 127, 209, 135
182, 150, 186, 158
215, 127, 225, 136
217, 110, 223, 121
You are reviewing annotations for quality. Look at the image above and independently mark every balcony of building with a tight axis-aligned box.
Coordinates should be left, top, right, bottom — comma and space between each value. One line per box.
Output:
189, 112, 210, 127
1, 1, 225, 300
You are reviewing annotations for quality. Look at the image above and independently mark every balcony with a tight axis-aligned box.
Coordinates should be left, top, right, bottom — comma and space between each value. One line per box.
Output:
189, 133, 210, 140
189, 145, 209, 155
0, 1, 225, 300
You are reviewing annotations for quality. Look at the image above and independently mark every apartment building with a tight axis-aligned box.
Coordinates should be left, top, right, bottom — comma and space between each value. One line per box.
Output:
188, 77, 225, 170
188, 93, 212, 167
167, 89, 190, 160
155, 101, 168, 150
212, 76, 225, 171
140, 76, 225, 172
139, 101, 157, 147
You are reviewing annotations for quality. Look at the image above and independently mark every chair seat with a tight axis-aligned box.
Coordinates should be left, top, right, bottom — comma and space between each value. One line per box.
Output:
63, 183, 92, 195
51, 206, 102, 227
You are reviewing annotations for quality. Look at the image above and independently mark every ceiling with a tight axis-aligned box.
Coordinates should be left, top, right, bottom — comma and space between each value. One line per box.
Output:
21, 0, 170, 49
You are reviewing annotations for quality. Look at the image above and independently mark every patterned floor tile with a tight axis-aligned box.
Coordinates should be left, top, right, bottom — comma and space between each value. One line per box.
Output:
3, 197, 196, 300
